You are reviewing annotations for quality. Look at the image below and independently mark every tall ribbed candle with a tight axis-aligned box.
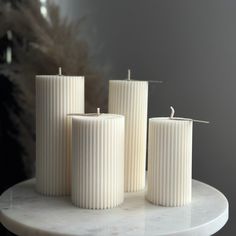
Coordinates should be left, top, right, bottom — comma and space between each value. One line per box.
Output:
36, 69, 84, 196
108, 70, 148, 192
71, 111, 124, 209
147, 117, 193, 207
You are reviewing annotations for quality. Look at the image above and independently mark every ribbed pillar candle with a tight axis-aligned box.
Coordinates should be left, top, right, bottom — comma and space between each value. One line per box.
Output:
71, 112, 124, 209
147, 118, 193, 207
108, 75, 148, 192
36, 71, 84, 196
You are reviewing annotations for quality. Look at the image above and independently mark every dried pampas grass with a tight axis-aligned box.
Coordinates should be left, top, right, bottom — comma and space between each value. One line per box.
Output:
0, 0, 106, 176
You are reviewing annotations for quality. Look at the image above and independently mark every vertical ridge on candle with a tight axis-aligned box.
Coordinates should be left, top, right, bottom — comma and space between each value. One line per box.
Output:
147, 119, 193, 207
108, 80, 148, 192
71, 115, 124, 209
36, 75, 84, 196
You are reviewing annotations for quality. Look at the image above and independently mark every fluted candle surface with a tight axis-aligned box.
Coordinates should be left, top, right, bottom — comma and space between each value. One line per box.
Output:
36, 74, 84, 196
147, 118, 193, 207
108, 80, 148, 192
71, 113, 125, 209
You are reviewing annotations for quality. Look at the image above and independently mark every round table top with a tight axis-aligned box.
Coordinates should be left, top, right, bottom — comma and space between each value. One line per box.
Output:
0, 179, 228, 236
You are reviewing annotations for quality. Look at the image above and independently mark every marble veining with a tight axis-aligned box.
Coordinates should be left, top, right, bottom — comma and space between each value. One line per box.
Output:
0, 179, 228, 236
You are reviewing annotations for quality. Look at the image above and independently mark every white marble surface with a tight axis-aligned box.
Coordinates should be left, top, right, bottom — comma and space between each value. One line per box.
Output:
0, 179, 228, 236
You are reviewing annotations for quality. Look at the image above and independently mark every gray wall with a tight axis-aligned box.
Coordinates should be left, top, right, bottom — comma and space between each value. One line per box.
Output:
53, 0, 235, 235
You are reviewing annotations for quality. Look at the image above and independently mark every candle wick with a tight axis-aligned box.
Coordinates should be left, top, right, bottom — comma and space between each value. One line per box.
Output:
128, 69, 131, 80
59, 67, 62, 76
170, 106, 175, 118
97, 107, 100, 116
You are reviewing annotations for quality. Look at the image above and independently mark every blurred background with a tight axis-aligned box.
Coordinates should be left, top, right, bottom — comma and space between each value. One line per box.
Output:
0, 0, 235, 235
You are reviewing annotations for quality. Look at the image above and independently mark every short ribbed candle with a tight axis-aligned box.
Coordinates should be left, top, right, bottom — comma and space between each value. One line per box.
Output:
108, 80, 148, 192
36, 74, 84, 196
71, 113, 124, 209
147, 118, 193, 207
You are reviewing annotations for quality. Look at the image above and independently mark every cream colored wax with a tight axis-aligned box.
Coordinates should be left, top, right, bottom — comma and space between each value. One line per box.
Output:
108, 71, 148, 192
36, 69, 84, 196
71, 111, 125, 209
147, 117, 193, 207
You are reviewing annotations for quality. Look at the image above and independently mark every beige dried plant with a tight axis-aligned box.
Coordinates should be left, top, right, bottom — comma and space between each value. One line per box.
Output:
0, 0, 106, 176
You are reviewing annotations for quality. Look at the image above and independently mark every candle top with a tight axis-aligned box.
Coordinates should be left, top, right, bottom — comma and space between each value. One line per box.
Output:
36, 67, 84, 78
36, 75, 84, 79
150, 106, 209, 124
150, 117, 193, 123
68, 111, 124, 120
109, 69, 162, 83
110, 79, 148, 83
70, 114, 124, 120
110, 69, 147, 83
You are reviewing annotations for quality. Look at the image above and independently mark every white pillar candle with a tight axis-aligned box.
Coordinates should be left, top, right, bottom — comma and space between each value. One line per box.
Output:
147, 117, 193, 206
36, 68, 84, 196
147, 107, 209, 207
108, 70, 148, 192
71, 110, 124, 209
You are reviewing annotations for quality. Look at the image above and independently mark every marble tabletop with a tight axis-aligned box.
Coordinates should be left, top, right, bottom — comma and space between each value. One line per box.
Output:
0, 179, 228, 236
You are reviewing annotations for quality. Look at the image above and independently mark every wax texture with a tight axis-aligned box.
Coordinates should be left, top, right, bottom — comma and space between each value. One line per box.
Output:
71, 114, 124, 209
36, 75, 84, 196
147, 118, 193, 207
108, 80, 148, 192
